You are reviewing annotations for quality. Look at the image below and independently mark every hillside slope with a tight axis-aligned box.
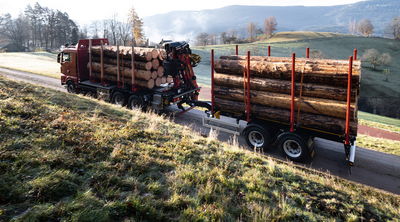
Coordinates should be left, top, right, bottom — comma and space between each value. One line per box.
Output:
144, 0, 400, 40
0, 77, 399, 221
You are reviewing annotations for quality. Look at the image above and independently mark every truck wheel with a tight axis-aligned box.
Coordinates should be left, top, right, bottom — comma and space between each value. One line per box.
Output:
243, 124, 272, 150
128, 95, 144, 109
111, 92, 126, 106
277, 132, 311, 162
66, 81, 76, 93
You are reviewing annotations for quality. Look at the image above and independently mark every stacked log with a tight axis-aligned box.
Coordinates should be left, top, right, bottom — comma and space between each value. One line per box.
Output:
214, 55, 361, 136
88, 46, 168, 89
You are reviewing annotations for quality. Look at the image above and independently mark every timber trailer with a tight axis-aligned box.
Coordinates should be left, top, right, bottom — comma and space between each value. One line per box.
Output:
203, 46, 358, 166
58, 39, 207, 111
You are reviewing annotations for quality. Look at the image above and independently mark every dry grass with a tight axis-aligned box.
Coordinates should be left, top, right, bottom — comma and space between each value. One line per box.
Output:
0, 52, 59, 78
0, 76, 399, 221
357, 134, 400, 156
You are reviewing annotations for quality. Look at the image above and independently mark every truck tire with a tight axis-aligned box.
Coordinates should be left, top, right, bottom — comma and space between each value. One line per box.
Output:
111, 92, 126, 106
66, 81, 76, 93
128, 95, 144, 109
277, 132, 312, 162
243, 124, 272, 150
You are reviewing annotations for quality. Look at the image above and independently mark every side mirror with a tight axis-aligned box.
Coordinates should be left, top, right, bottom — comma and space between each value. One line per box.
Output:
57, 53, 61, 63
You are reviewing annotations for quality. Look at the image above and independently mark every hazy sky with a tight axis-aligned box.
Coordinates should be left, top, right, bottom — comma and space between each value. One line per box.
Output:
1, 0, 366, 25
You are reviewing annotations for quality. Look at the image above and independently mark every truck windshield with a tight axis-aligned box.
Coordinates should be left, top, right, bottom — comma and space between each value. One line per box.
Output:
63, 53, 71, 62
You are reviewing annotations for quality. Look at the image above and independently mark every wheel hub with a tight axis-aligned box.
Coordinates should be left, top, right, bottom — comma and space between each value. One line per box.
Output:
283, 140, 302, 158
248, 131, 264, 148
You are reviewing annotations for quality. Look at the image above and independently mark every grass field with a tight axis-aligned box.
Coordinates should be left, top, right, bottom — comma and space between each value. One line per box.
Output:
0, 52, 59, 78
0, 76, 399, 221
357, 134, 400, 156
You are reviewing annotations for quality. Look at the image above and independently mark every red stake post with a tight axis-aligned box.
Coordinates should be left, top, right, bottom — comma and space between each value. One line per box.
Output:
306, 48, 310, 58
268, 45, 271, 57
131, 46, 135, 91
245, 51, 251, 122
345, 56, 353, 145
235, 45, 238, 56
100, 40, 104, 85
353, 49, 358, 60
290, 53, 296, 132
211, 49, 215, 114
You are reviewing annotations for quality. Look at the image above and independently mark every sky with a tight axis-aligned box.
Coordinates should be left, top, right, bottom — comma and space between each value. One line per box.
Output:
1, 0, 366, 25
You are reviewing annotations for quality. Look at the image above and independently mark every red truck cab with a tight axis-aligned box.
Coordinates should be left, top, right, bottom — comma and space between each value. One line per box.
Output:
58, 39, 109, 88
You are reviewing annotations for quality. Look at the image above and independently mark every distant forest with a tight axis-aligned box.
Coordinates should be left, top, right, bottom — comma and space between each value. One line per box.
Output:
0, 2, 145, 52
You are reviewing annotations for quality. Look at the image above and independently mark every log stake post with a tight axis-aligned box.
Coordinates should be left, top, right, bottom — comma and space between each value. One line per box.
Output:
306, 48, 310, 58
268, 46, 271, 57
100, 40, 104, 85
290, 53, 296, 132
117, 45, 120, 88
235, 45, 238, 56
211, 49, 215, 115
89, 39, 92, 82
345, 56, 353, 145
353, 49, 357, 60
131, 46, 136, 91
245, 51, 251, 122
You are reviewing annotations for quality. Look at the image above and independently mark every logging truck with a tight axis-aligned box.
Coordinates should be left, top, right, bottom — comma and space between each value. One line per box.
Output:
59, 39, 359, 165
58, 39, 204, 111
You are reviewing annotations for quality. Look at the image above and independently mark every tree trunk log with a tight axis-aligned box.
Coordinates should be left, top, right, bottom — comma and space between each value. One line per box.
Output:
220, 55, 361, 68
91, 56, 152, 70
157, 66, 164, 77
155, 77, 162, 86
214, 72, 356, 102
92, 72, 154, 89
161, 76, 167, 84
151, 71, 158, 79
152, 59, 160, 69
89, 62, 152, 80
214, 85, 356, 119
215, 59, 360, 88
215, 98, 357, 136
91, 46, 165, 62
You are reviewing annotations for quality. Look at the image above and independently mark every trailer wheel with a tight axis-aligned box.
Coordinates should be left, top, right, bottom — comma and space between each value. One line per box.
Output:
243, 124, 272, 150
277, 132, 311, 162
112, 92, 126, 106
128, 95, 144, 109
66, 81, 76, 93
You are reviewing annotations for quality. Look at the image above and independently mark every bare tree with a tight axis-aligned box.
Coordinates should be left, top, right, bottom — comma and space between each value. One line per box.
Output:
264, 16, 277, 37
388, 17, 400, 40
247, 22, 256, 42
310, 50, 325, 59
357, 19, 374, 37
90, 21, 100, 38
118, 21, 131, 46
196, 32, 209, 46
362, 49, 392, 71
109, 14, 118, 45
348, 19, 357, 35
1, 14, 30, 51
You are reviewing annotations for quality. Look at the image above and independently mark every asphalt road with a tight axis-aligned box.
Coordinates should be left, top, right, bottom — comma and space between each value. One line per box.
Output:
1, 67, 400, 195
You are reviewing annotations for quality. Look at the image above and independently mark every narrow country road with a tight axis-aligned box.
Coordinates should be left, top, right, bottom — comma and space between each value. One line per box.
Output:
1, 67, 400, 195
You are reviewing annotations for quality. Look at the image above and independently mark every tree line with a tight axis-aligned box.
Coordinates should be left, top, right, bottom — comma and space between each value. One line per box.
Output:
196, 16, 277, 46
82, 8, 145, 48
0, 2, 146, 52
0, 2, 79, 52
348, 17, 400, 38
